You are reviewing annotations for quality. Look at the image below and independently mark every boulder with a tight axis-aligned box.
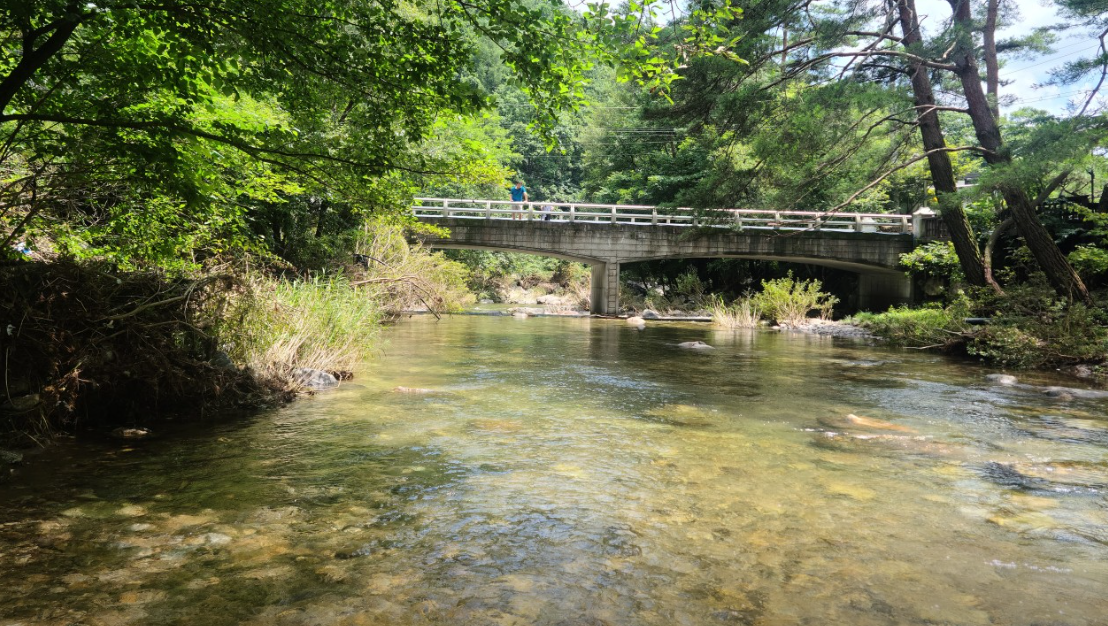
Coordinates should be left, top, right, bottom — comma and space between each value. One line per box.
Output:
642, 309, 662, 319
985, 374, 1018, 386
293, 368, 339, 390
677, 341, 714, 350
0, 449, 22, 464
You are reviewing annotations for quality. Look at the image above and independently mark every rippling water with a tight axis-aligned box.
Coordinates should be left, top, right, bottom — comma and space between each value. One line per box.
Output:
3, 316, 1108, 626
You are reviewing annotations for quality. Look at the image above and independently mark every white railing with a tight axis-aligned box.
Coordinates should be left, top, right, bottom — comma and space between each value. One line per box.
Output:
412, 197, 917, 234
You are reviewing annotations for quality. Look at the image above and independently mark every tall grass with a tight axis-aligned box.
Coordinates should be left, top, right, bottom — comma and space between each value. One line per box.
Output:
710, 296, 762, 328
222, 274, 383, 385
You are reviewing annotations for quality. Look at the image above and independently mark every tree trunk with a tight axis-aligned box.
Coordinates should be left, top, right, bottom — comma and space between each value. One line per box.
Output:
895, 0, 990, 288
984, 0, 1001, 120
946, 0, 1091, 303
0, 7, 82, 117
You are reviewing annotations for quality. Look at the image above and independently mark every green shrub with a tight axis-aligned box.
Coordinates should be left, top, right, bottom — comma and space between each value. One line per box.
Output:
674, 268, 707, 304
752, 272, 838, 325
352, 218, 473, 314
899, 241, 964, 282
1068, 245, 1108, 281
852, 305, 965, 346
967, 325, 1046, 368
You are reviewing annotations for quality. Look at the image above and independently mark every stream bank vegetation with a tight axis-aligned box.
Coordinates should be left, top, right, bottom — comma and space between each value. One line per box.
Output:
709, 273, 838, 328
0, 227, 472, 446
1, 0, 733, 444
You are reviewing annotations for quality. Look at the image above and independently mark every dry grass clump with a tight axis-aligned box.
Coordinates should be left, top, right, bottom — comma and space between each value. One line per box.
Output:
710, 296, 762, 328
223, 274, 382, 386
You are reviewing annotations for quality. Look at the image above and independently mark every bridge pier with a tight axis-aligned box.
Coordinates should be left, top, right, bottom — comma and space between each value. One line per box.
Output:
590, 261, 620, 315
857, 273, 913, 311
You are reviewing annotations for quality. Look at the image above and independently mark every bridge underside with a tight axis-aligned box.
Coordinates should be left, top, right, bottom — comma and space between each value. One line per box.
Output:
417, 219, 915, 314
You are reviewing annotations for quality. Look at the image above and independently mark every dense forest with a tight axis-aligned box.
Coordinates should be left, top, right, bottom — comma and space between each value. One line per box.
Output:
2, 0, 1108, 440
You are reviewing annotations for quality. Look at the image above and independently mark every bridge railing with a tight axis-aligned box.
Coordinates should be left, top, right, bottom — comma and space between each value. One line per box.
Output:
412, 198, 915, 234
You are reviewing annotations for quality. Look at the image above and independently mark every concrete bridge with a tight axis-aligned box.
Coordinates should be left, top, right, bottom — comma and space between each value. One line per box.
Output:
412, 198, 944, 314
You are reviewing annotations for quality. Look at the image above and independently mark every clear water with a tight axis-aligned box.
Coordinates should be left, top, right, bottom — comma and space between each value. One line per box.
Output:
2, 316, 1108, 626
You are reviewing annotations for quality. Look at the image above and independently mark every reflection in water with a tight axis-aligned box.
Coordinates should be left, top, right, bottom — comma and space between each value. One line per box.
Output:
2, 316, 1108, 625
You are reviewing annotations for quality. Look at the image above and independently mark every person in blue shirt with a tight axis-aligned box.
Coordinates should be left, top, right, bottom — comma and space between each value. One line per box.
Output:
509, 181, 528, 220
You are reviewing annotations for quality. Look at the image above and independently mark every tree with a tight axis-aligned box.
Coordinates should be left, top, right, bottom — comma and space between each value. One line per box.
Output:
609, 0, 1103, 302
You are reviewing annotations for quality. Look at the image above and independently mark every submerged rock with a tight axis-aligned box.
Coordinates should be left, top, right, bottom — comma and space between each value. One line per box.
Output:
626, 316, 645, 328
1043, 386, 1108, 400
986, 374, 1018, 386
677, 341, 714, 350
819, 413, 916, 433
293, 368, 339, 390
393, 386, 436, 394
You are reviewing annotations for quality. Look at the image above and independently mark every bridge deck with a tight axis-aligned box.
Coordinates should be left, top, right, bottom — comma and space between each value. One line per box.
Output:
414, 197, 920, 235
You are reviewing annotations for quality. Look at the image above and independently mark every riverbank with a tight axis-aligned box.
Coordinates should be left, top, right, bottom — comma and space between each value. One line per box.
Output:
0, 262, 386, 448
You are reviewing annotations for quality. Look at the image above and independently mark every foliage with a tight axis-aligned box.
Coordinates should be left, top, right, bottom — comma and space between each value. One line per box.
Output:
443, 249, 588, 304
2, 0, 743, 271
900, 241, 966, 284
856, 286, 1108, 369
752, 272, 838, 326
968, 284, 1108, 368
1068, 245, 1108, 283
350, 219, 474, 315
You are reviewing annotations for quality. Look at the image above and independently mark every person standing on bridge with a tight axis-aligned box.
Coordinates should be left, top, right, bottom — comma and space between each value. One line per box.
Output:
509, 180, 528, 220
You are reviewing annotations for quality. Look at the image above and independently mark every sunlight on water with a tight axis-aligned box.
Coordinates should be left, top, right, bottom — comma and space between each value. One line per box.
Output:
2, 316, 1108, 625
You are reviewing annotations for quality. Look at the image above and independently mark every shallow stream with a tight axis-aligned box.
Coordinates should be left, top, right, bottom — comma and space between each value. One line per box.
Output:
2, 316, 1108, 625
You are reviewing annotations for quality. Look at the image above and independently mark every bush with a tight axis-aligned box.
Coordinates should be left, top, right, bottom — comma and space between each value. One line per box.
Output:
851, 305, 967, 347
1068, 245, 1108, 283
752, 272, 838, 325
899, 241, 965, 283
967, 325, 1046, 368
855, 289, 1108, 370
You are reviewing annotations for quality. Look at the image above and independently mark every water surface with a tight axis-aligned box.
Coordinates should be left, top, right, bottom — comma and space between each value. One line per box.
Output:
2, 316, 1107, 625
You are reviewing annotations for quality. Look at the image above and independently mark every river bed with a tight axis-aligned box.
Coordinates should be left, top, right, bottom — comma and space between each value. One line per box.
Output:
2, 316, 1107, 625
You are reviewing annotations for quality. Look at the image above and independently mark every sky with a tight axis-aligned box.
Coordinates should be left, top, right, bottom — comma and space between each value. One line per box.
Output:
915, 0, 1105, 115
